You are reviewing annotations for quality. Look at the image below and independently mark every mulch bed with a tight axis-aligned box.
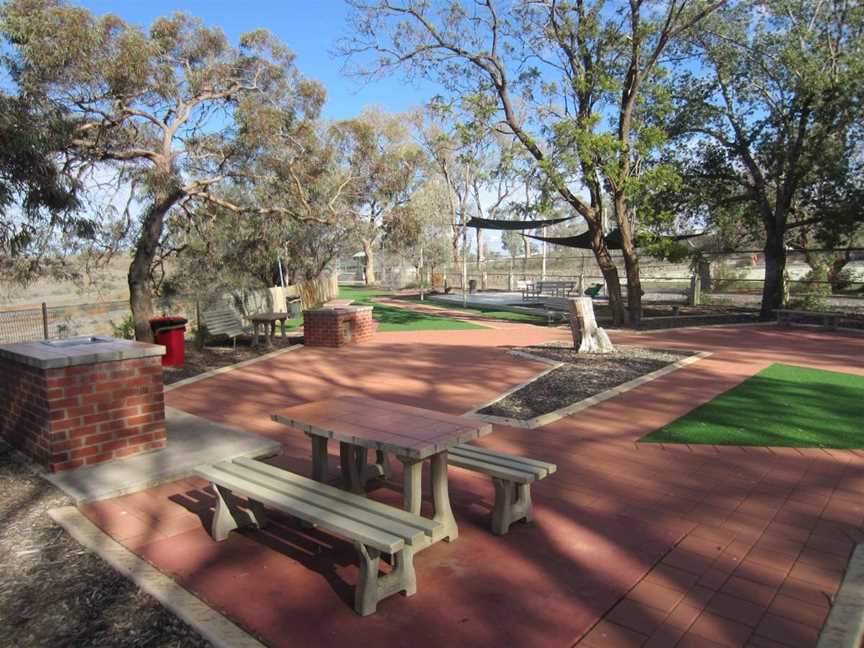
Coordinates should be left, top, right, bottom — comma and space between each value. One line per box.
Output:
0, 444, 209, 647
479, 343, 695, 420
163, 336, 301, 386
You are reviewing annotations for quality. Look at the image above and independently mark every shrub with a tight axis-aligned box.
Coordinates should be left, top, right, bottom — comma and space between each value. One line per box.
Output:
110, 313, 136, 340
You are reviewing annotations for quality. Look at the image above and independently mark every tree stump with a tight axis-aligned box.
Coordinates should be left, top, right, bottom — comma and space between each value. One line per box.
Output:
568, 297, 615, 354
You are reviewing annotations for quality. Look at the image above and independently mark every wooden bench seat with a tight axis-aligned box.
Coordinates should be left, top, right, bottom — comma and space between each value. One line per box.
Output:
195, 457, 441, 615
447, 444, 557, 535
200, 303, 249, 348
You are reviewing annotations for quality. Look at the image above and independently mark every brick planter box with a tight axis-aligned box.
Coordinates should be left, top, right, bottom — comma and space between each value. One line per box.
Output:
0, 337, 167, 472
303, 305, 378, 348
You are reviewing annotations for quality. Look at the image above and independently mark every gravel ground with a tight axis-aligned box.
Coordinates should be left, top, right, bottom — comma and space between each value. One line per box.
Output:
0, 444, 209, 648
163, 336, 301, 385
480, 344, 694, 420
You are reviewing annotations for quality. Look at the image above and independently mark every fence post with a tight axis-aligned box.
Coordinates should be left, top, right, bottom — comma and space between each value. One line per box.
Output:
689, 275, 702, 306
41, 302, 49, 339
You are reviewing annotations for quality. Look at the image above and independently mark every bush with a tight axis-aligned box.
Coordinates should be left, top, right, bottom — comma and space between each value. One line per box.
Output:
787, 293, 828, 312
110, 313, 136, 340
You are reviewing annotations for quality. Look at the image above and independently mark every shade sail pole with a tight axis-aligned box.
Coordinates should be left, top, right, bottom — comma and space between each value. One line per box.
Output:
462, 227, 468, 307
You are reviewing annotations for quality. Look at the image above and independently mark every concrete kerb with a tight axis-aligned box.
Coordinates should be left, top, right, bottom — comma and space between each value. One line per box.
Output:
465, 350, 713, 429
817, 544, 864, 648
165, 343, 304, 392
48, 506, 266, 648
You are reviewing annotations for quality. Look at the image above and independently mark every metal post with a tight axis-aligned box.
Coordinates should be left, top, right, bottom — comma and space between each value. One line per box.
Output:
689, 275, 702, 306
419, 245, 424, 302
462, 229, 468, 307
541, 240, 547, 281
41, 302, 49, 339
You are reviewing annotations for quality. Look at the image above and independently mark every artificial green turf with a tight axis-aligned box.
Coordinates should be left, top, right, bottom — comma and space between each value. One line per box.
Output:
641, 363, 864, 448
336, 285, 485, 332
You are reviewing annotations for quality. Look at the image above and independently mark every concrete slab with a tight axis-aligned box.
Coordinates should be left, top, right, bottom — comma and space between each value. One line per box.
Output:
46, 407, 280, 503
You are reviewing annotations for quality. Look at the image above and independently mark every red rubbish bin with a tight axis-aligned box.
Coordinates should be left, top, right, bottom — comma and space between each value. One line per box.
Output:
149, 316, 188, 367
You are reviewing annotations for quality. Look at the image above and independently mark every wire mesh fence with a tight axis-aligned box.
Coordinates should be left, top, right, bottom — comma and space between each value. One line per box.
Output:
0, 304, 48, 344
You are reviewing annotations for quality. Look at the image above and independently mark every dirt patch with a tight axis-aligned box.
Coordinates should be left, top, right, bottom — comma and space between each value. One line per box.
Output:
0, 444, 208, 647
479, 343, 695, 420
163, 336, 301, 386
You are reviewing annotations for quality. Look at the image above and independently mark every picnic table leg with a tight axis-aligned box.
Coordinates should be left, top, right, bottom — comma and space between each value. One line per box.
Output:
398, 456, 423, 516
309, 436, 329, 483
340, 442, 365, 494
375, 450, 393, 480
280, 318, 287, 338
211, 484, 240, 541
430, 451, 458, 542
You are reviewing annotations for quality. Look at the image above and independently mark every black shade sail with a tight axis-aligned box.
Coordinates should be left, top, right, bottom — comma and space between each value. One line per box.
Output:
465, 215, 575, 230
527, 229, 705, 249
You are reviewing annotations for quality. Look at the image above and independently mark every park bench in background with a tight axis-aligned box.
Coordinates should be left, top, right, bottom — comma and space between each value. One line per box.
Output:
448, 444, 557, 535
200, 303, 249, 349
195, 457, 440, 616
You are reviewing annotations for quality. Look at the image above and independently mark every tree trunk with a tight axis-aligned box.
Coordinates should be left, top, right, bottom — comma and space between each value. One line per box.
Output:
760, 225, 787, 320
621, 241, 642, 326
128, 183, 184, 342
568, 297, 615, 353
587, 220, 627, 326
827, 251, 851, 293
361, 238, 376, 285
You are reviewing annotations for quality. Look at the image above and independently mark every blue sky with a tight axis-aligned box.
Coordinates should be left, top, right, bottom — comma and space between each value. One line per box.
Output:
75, 0, 437, 120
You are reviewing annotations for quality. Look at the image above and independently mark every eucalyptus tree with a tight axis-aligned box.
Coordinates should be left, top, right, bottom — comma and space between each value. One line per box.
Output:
0, 93, 82, 281
670, 0, 864, 318
2, 1, 329, 340
333, 108, 427, 285
382, 175, 453, 283
342, 0, 723, 325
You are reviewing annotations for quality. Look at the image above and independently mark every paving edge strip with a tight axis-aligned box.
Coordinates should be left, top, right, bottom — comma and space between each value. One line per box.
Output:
464, 350, 713, 429
817, 544, 864, 648
48, 506, 266, 648
165, 343, 304, 392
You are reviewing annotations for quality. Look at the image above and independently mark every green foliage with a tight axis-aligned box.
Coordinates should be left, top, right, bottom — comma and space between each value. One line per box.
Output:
666, 0, 864, 314
110, 313, 136, 340
0, 92, 84, 281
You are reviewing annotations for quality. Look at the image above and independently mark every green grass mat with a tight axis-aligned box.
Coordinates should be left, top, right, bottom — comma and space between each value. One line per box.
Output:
336, 285, 485, 332
641, 363, 864, 448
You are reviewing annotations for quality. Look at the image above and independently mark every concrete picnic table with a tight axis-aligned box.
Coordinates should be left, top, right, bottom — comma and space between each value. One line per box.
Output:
247, 311, 291, 347
272, 396, 492, 546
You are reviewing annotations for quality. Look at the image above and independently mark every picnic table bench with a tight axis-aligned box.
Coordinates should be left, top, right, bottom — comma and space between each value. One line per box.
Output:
776, 308, 859, 330
448, 444, 557, 535
195, 457, 440, 616
521, 280, 578, 301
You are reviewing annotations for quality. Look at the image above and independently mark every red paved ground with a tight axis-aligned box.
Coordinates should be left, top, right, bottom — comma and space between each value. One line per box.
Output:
80, 323, 864, 648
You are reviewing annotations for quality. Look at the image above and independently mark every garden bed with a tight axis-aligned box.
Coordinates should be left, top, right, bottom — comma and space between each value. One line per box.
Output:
163, 337, 301, 386
0, 444, 207, 648
476, 343, 699, 422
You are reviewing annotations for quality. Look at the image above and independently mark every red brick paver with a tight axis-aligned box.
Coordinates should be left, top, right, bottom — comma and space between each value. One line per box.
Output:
79, 323, 863, 647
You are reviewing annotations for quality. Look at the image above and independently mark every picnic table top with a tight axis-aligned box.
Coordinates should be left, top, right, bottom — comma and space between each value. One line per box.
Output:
272, 396, 492, 459
247, 312, 291, 322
